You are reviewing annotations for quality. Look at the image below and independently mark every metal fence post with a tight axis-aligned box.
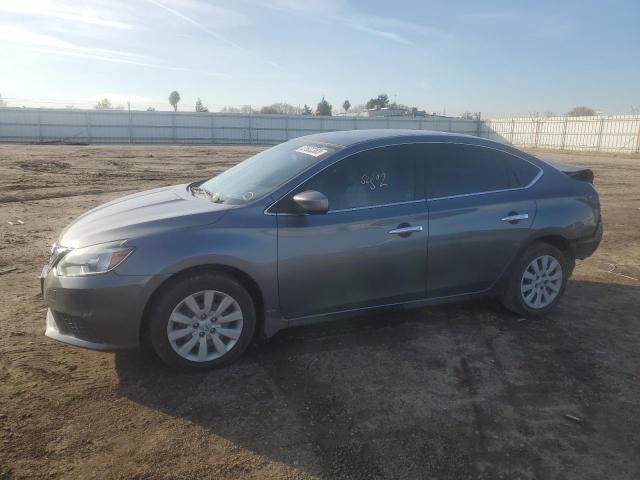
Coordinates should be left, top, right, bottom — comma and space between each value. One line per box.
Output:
285, 115, 289, 140
561, 116, 568, 150
248, 114, 252, 144
635, 121, 640, 153
596, 117, 605, 151
210, 113, 215, 144
37, 109, 43, 143
128, 103, 132, 144
534, 117, 540, 148
510, 119, 515, 144
86, 111, 92, 143
171, 112, 176, 144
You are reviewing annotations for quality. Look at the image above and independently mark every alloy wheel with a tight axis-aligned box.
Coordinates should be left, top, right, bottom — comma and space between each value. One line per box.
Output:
166, 290, 244, 362
520, 255, 563, 309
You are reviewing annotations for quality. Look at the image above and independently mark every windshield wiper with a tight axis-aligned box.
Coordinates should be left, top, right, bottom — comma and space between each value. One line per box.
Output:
190, 185, 224, 203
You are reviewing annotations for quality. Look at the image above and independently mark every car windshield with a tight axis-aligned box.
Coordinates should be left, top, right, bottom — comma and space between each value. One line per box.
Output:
197, 139, 340, 205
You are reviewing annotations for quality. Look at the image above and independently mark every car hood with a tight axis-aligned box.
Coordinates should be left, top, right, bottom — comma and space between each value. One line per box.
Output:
58, 184, 229, 248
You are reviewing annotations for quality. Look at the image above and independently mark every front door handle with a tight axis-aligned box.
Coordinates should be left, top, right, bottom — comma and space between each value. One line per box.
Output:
388, 225, 423, 235
501, 213, 529, 223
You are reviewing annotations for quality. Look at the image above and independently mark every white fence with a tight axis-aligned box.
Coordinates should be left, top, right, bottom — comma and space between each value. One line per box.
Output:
485, 115, 640, 153
0, 108, 638, 153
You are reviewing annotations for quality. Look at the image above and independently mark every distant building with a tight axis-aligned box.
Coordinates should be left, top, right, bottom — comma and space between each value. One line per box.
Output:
366, 107, 449, 119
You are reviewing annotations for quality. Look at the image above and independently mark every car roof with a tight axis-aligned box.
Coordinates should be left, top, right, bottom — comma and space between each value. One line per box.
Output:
299, 129, 480, 148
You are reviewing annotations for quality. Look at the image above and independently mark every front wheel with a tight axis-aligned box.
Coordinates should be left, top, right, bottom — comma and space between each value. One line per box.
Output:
148, 272, 256, 370
501, 243, 569, 316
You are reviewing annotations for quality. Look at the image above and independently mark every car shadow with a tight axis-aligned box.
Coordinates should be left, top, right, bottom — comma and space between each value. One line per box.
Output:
114, 279, 640, 479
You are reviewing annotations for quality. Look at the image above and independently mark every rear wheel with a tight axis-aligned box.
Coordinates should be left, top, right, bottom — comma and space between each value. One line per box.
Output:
148, 272, 256, 370
501, 243, 568, 316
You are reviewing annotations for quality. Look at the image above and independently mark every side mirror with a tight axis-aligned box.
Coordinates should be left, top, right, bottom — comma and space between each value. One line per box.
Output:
292, 190, 329, 214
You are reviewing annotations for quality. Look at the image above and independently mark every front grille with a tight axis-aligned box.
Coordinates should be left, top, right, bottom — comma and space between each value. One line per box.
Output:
53, 311, 101, 344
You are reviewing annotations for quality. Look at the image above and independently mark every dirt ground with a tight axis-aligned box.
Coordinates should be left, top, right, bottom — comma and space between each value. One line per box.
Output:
0, 144, 639, 480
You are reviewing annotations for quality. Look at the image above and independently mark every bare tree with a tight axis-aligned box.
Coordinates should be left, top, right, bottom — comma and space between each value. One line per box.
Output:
169, 91, 181, 112
567, 106, 596, 117
260, 105, 280, 114
343, 99, 351, 113
222, 105, 254, 113
195, 98, 208, 112
95, 98, 112, 110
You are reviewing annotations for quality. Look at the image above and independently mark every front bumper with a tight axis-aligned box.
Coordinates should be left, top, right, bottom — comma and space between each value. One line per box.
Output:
42, 269, 165, 350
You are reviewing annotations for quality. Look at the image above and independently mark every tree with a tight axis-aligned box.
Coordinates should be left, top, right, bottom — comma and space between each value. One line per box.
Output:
302, 104, 313, 115
169, 91, 181, 112
567, 106, 596, 117
343, 99, 351, 113
461, 111, 481, 121
222, 105, 254, 113
365, 93, 390, 110
260, 105, 280, 114
256, 102, 300, 115
94, 98, 112, 110
195, 98, 208, 112
315, 96, 332, 116
272, 102, 299, 115
0, 93, 6, 107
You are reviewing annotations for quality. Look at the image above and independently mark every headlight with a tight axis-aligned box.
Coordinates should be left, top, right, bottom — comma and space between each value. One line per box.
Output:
56, 243, 134, 277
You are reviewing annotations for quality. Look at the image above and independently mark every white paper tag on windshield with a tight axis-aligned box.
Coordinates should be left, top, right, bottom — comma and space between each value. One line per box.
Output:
295, 145, 328, 157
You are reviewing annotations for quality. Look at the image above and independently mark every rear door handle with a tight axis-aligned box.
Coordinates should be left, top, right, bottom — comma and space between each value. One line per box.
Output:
501, 213, 529, 223
388, 225, 423, 235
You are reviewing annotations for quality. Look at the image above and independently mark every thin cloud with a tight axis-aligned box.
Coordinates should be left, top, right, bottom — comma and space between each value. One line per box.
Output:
0, 26, 144, 60
254, 0, 448, 46
143, 0, 279, 67
143, 0, 244, 50
4, 44, 226, 77
461, 12, 520, 22
352, 24, 413, 45
0, 0, 136, 30
0, 26, 225, 77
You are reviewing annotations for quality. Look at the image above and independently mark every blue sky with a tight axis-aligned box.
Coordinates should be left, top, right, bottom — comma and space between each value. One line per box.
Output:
1, 0, 639, 116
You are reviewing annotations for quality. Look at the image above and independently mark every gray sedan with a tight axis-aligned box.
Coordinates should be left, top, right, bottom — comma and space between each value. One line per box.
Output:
41, 130, 602, 369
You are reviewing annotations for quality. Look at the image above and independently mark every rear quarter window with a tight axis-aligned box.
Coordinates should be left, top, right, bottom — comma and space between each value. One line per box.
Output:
507, 155, 540, 187
427, 144, 540, 197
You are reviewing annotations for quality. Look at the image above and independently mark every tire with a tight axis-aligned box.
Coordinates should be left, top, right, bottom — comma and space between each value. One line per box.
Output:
501, 243, 569, 317
148, 271, 256, 370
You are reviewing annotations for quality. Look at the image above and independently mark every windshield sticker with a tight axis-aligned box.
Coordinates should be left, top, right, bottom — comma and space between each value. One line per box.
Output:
295, 145, 329, 157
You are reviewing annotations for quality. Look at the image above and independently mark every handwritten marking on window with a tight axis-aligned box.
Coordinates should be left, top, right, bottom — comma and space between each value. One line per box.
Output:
361, 172, 388, 190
